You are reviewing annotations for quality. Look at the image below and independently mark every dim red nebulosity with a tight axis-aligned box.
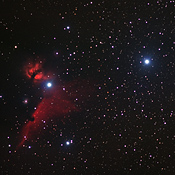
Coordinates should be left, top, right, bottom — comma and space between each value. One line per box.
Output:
17, 60, 94, 149
17, 87, 78, 148
24, 59, 51, 83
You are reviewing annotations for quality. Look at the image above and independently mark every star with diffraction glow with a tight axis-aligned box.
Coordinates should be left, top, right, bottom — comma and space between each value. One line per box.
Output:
66, 141, 70, 145
47, 82, 52, 88
144, 59, 150, 64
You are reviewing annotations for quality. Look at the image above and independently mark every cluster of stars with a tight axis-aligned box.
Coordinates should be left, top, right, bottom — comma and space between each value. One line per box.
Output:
1, 0, 175, 174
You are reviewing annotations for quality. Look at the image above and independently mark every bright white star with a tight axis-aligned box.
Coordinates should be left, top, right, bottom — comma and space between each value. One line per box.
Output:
47, 82, 52, 87
145, 59, 150, 64
66, 141, 70, 145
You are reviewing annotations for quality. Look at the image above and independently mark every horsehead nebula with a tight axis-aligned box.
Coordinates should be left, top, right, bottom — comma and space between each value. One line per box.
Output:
17, 58, 94, 149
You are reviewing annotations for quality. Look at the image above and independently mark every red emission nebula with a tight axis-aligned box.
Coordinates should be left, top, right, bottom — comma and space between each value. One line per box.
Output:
24, 60, 50, 82
17, 59, 93, 149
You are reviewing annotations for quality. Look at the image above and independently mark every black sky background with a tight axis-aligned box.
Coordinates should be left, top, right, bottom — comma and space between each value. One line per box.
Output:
0, 0, 175, 174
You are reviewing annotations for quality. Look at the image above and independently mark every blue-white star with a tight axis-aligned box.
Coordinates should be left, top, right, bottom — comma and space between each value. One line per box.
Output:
47, 82, 52, 88
66, 141, 70, 145
144, 59, 150, 64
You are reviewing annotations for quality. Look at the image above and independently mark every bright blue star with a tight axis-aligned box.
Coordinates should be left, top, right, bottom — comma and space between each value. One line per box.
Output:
47, 82, 52, 88
145, 59, 150, 64
66, 141, 70, 145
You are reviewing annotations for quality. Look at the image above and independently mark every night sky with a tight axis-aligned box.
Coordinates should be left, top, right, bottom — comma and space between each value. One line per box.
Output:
1, 0, 175, 174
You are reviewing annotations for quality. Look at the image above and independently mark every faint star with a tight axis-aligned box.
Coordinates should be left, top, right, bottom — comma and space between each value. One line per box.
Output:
23, 99, 28, 104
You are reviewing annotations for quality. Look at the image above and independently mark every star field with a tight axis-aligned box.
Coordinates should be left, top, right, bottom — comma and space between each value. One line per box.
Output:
0, 0, 175, 174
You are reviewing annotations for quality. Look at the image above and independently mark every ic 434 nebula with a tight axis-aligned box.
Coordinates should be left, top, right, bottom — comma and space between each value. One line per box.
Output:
17, 59, 93, 149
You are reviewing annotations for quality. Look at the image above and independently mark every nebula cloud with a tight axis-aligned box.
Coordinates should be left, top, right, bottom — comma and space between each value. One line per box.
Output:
17, 59, 94, 149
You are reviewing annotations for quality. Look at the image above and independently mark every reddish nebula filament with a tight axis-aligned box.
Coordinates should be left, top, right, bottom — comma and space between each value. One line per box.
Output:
25, 62, 47, 81
17, 87, 78, 148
